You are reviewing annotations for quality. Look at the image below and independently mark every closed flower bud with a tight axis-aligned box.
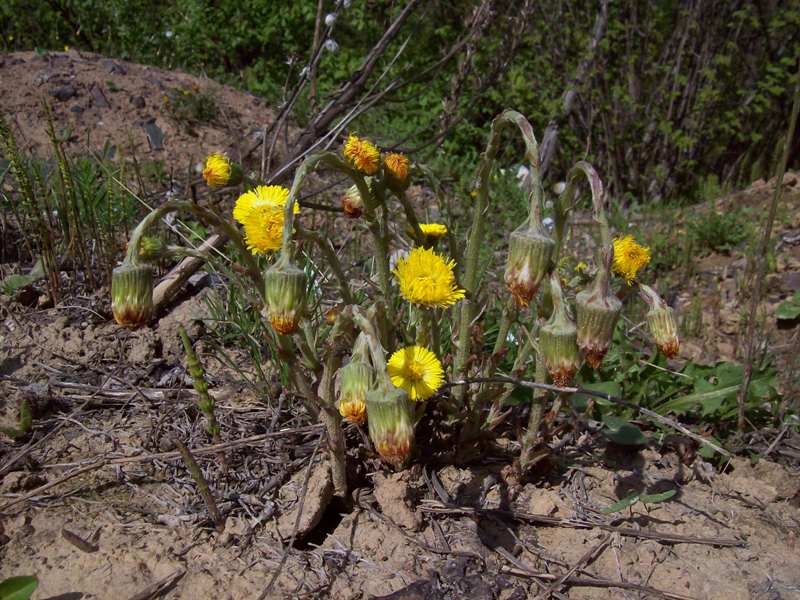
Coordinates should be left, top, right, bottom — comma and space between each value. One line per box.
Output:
137, 235, 167, 262
337, 360, 372, 425
264, 258, 307, 335
341, 185, 364, 219
111, 263, 154, 327
540, 273, 581, 386
366, 384, 414, 468
576, 247, 621, 368
504, 220, 555, 308
639, 284, 679, 358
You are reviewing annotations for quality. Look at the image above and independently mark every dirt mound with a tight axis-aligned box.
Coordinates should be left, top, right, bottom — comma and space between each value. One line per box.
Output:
0, 50, 274, 169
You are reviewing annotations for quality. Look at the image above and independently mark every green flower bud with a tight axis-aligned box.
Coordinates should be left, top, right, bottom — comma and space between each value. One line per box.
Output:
337, 360, 372, 425
264, 257, 307, 335
504, 220, 555, 308
540, 273, 581, 386
137, 235, 168, 262
341, 185, 363, 219
366, 384, 414, 468
576, 247, 621, 368
639, 284, 679, 358
337, 334, 373, 425
111, 263, 154, 328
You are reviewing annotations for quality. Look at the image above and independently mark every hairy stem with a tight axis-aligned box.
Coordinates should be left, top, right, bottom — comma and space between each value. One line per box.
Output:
453, 109, 542, 406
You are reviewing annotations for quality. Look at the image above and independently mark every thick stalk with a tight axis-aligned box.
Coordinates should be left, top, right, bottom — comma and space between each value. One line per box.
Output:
555, 161, 610, 263
318, 348, 349, 497
126, 199, 263, 292
519, 348, 548, 470
453, 110, 543, 405
281, 152, 392, 336
393, 188, 424, 245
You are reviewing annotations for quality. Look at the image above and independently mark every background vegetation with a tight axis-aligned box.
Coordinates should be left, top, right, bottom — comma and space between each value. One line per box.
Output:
2, 0, 798, 202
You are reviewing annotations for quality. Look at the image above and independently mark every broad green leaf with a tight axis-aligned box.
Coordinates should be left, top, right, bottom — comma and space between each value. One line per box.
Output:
659, 384, 741, 415
603, 415, 647, 446
0, 576, 39, 600
601, 492, 640, 514
776, 292, 800, 320
640, 489, 677, 504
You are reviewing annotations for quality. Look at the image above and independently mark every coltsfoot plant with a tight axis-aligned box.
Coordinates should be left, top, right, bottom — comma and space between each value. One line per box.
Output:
115, 111, 679, 490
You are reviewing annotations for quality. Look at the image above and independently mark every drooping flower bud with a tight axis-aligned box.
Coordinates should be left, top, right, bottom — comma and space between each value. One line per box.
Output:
576, 247, 622, 368
540, 273, 582, 386
366, 384, 414, 468
264, 257, 307, 335
202, 153, 242, 188
341, 185, 364, 219
111, 263, 154, 327
504, 219, 555, 308
383, 152, 410, 192
137, 235, 168, 263
639, 284, 679, 358
336, 334, 373, 425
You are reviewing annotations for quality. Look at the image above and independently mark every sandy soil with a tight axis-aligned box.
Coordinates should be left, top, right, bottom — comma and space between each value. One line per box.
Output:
1, 51, 800, 600
0, 50, 277, 173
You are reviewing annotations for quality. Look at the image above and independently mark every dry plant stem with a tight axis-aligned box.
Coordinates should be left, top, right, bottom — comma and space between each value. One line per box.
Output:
153, 233, 228, 309
174, 438, 225, 533
421, 503, 743, 547
453, 109, 543, 405
736, 76, 800, 433
126, 570, 186, 600
519, 349, 548, 470
126, 199, 262, 291
258, 435, 323, 600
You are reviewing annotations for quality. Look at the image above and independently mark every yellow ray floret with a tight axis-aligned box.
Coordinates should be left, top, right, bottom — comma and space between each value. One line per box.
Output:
393, 247, 465, 308
387, 345, 444, 401
233, 185, 298, 254
384, 152, 409, 183
202, 153, 231, 187
419, 223, 448, 238
338, 397, 366, 425
612, 235, 651, 284
343, 134, 380, 175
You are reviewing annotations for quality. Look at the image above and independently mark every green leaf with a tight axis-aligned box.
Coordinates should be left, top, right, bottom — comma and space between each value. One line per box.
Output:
603, 415, 648, 446
601, 492, 640, 514
0, 258, 44, 295
640, 489, 677, 504
776, 292, 800, 320
0, 576, 39, 600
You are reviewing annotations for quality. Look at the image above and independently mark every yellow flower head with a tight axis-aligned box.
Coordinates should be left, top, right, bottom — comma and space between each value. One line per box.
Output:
419, 223, 448, 238
387, 346, 444, 401
233, 185, 298, 254
202, 153, 232, 187
384, 152, 409, 184
574, 261, 589, 274
612, 235, 651, 284
343, 134, 380, 175
393, 247, 466, 308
